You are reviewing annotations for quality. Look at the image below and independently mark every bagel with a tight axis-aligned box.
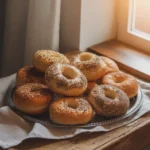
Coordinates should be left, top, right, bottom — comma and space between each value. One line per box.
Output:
16, 66, 45, 86
88, 84, 130, 117
50, 97, 93, 125
100, 56, 119, 74
70, 52, 107, 81
102, 72, 138, 98
13, 83, 53, 115
85, 82, 97, 95
45, 63, 87, 96
32, 50, 69, 72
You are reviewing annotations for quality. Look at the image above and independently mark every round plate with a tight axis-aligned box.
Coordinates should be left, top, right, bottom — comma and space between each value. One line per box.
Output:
7, 80, 143, 128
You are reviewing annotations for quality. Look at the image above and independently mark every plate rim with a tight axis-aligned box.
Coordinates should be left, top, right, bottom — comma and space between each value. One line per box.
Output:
6, 79, 143, 128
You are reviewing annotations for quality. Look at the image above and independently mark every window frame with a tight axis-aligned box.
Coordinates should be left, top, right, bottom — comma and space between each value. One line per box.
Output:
117, 0, 150, 52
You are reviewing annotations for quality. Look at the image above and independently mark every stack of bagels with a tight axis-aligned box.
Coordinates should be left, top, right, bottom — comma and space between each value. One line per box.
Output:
13, 50, 138, 125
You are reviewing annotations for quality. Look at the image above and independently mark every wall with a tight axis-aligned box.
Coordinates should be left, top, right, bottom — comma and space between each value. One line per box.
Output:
60, 0, 117, 52
24, 0, 61, 65
1, 0, 61, 77
80, 0, 117, 51
0, 0, 6, 62
60, 0, 81, 52
1, 0, 29, 77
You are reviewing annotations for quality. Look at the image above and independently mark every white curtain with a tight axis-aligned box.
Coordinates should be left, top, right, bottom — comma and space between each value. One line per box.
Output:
1, 0, 61, 77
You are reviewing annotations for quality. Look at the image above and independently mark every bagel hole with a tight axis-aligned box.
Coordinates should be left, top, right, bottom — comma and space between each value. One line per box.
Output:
114, 76, 125, 83
80, 53, 92, 61
104, 88, 116, 99
31, 89, 41, 92
62, 67, 78, 79
31, 88, 49, 95
68, 101, 79, 109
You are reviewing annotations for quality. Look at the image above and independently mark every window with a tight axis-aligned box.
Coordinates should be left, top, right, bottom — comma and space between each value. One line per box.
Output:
128, 0, 150, 40
117, 0, 150, 52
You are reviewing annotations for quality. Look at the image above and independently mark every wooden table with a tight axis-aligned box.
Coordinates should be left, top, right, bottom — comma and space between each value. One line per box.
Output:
10, 51, 150, 150
10, 113, 150, 150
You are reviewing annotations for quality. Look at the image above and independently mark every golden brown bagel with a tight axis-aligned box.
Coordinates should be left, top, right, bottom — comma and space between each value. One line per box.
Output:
16, 66, 45, 86
13, 83, 53, 115
70, 52, 107, 81
65, 50, 80, 60
102, 72, 138, 98
32, 50, 69, 72
50, 97, 93, 125
88, 84, 130, 117
85, 82, 97, 95
100, 56, 119, 74
45, 63, 87, 96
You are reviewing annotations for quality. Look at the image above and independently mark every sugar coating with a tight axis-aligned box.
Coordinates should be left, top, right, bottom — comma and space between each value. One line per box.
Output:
34, 50, 69, 64
15, 83, 52, 101
88, 84, 130, 117
17, 66, 45, 84
50, 97, 93, 124
45, 63, 87, 90
70, 52, 106, 71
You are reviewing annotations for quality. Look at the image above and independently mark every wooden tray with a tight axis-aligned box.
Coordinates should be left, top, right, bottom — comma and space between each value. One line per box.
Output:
7, 80, 143, 128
